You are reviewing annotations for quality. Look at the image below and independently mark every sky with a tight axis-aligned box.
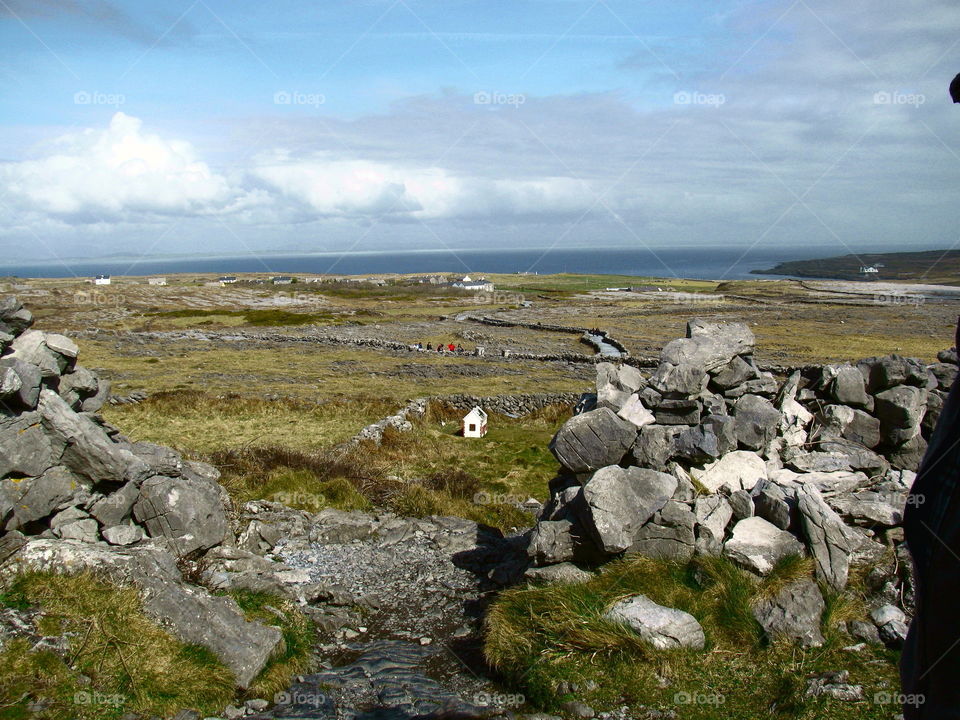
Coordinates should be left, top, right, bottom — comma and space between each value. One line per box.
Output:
0, 0, 959, 268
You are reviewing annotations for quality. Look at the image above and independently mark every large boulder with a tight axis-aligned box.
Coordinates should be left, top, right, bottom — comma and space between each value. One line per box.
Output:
5, 330, 66, 378
648, 362, 707, 397
674, 415, 737, 464
752, 580, 825, 648
4, 466, 88, 531
860, 355, 928, 393
873, 386, 927, 445
0, 410, 62, 478
605, 594, 705, 649
821, 405, 881, 449
723, 516, 804, 575
733, 394, 781, 451
631, 425, 682, 470
582, 466, 676, 553
694, 496, 734, 542
133, 474, 230, 556
549, 408, 637, 473
37, 389, 150, 486
629, 500, 696, 560
796, 484, 858, 591
0, 358, 41, 409
709, 355, 758, 392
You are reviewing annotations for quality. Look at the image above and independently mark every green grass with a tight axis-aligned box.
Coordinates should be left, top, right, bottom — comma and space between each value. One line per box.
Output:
0, 572, 235, 720
225, 590, 314, 701
485, 555, 901, 719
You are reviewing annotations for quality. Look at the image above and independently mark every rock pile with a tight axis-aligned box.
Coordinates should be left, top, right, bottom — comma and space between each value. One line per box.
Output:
529, 318, 945, 648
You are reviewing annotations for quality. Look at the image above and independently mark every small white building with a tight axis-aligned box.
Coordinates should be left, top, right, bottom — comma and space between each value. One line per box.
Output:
272, 276, 294, 285
93, 275, 111, 285
461, 406, 488, 438
218, 276, 238, 285
148, 277, 167, 286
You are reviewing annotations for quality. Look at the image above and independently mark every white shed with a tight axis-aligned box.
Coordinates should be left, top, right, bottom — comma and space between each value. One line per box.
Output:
93, 275, 111, 285
461, 406, 488, 438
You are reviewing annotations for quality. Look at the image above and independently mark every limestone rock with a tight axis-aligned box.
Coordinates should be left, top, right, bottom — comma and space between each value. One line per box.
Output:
692, 451, 767, 494
133, 474, 230, 556
752, 579, 825, 648
724, 516, 804, 575
605, 594, 705, 649
582, 466, 677, 553
797, 484, 858, 590
549, 408, 637, 473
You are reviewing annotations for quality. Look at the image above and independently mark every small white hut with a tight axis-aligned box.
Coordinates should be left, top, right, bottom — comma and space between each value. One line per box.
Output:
461, 406, 488, 438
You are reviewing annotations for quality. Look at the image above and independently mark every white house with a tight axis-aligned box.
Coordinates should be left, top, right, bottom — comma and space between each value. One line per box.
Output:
461, 406, 488, 438
272, 276, 294, 285
452, 275, 494, 293
148, 277, 167, 286
218, 276, 238, 285
93, 275, 111, 286
859, 266, 879, 275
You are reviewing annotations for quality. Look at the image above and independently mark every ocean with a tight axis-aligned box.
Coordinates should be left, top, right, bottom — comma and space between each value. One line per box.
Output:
0, 245, 841, 281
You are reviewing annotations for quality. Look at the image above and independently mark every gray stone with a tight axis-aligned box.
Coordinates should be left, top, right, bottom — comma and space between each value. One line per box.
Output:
128, 441, 185, 477
549, 408, 637, 473
822, 405, 881, 449
927, 362, 957, 391
724, 516, 804, 575
753, 484, 792, 530
709, 355, 758, 391
733, 394, 781, 451
629, 500, 696, 560
43, 333, 78, 359
0, 410, 62, 478
605, 594, 705, 649
827, 491, 903, 528
830, 365, 871, 407
873, 386, 927, 445
752, 580, 825, 648
54, 518, 99, 542
524, 562, 593, 585
724, 374, 779, 399
6, 466, 85, 530
653, 398, 701, 425
649, 362, 707, 397
797, 484, 858, 590
90, 481, 141, 527
0, 358, 42, 408
692, 451, 767, 494
849, 620, 881, 645
674, 414, 737, 464
886, 434, 927, 472
695, 496, 733, 541
528, 520, 577, 566
631, 425, 682, 470
102, 522, 144, 546
80, 378, 111, 413
616, 394, 655, 429
596, 383, 630, 412
133, 474, 230, 556
6, 331, 63, 377
38, 389, 150, 485
582, 466, 677, 553
0, 366, 21, 398
861, 354, 928, 392
728, 489, 754, 521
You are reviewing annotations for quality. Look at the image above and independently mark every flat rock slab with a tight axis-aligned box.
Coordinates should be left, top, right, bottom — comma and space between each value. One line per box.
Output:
724, 516, 804, 575
605, 594, 705, 650
582, 465, 677, 553
549, 408, 637, 473
693, 450, 767, 494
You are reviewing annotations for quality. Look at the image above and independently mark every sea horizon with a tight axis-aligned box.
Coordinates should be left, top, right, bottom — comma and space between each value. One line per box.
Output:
0, 244, 890, 281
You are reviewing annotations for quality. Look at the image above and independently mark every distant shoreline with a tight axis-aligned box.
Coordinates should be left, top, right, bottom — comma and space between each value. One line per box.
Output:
752, 249, 960, 285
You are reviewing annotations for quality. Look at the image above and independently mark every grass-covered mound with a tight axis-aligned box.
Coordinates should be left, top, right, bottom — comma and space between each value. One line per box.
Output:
0, 573, 315, 720
485, 555, 902, 719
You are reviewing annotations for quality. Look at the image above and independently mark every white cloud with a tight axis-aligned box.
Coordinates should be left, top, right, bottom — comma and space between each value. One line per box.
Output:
0, 113, 234, 219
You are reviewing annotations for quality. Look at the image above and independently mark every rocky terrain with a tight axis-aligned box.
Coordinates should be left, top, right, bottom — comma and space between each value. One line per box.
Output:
0, 294, 949, 718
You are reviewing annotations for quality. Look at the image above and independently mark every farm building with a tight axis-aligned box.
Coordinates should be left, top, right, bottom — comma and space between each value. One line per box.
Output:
218, 276, 238, 285
93, 275, 111, 286
452, 275, 494, 292
147, 277, 167, 286
461, 407, 488, 438
272, 276, 294, 285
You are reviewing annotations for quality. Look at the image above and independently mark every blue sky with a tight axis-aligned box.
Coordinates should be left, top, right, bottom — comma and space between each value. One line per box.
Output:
0, 0, 958, 268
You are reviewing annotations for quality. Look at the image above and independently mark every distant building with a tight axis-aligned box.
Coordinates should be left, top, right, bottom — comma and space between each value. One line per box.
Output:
272, 276, 294, 285
859, 266, 880, 278
452, 275, 494, 292
461, 407, 488, 438
93, 275, 111, 286
218, 276, 238, 285
147, 277, 167, 286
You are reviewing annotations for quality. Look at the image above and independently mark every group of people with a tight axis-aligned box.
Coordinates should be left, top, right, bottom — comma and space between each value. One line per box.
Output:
416, 341, 465, 353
